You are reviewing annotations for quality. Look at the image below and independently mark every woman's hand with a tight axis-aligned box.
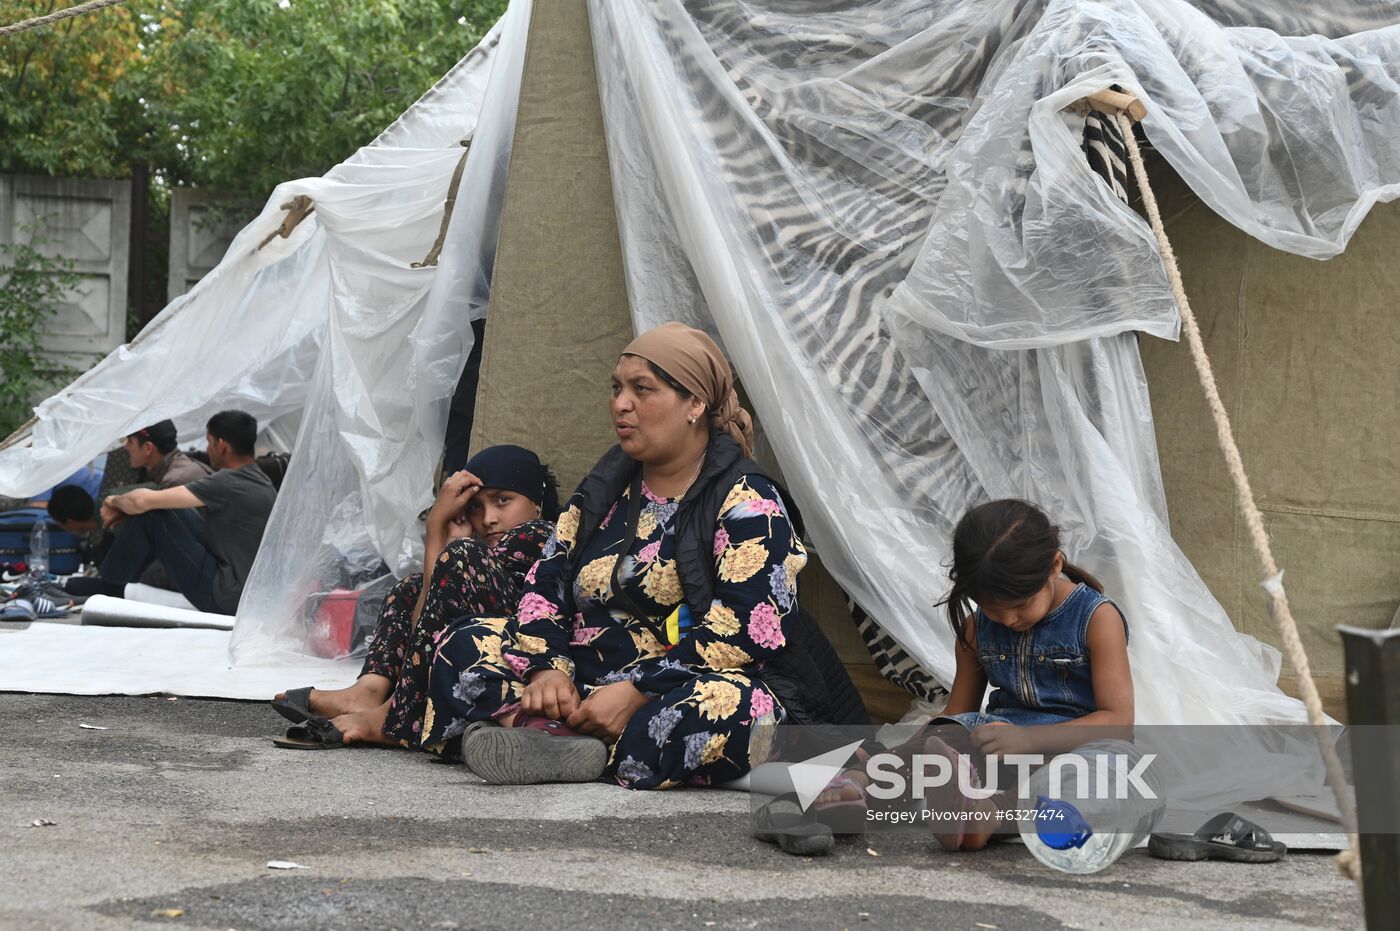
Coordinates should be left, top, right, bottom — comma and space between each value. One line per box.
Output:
521, 668, 581, 721
567, 680, 650, 744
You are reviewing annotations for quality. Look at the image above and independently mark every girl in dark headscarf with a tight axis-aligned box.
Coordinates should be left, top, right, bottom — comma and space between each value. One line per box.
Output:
272, 445, 559, 749
420, 323, 835, 788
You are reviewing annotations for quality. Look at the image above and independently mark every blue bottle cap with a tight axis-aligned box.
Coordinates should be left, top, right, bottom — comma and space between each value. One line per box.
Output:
1035, 796, 1092, 850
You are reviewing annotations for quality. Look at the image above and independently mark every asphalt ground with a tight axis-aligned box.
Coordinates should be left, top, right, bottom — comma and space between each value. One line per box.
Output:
0, 694, 1364, 930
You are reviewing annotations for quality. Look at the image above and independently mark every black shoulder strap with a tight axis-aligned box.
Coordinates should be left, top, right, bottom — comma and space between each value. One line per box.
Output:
607, 471, 651, 623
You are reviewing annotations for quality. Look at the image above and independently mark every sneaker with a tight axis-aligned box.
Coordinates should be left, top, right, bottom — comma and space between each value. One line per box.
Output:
30, 579, 80, 609
462, 715, 608, 785
10, 582, 70, 618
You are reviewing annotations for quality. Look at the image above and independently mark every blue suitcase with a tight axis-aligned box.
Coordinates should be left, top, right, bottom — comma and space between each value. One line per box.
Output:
0, 508, 83, 575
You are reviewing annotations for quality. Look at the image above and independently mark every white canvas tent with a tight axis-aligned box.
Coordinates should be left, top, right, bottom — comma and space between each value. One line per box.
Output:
3, 2, 1399, 805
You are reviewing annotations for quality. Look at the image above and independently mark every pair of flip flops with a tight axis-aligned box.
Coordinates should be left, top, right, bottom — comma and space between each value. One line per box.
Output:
270, 686, 346, 750
1149, 812, 1286, 863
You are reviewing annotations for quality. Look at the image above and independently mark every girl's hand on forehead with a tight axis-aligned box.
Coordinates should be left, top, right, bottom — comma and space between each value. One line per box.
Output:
428, 470, 482, 531
442, 470, 483, 498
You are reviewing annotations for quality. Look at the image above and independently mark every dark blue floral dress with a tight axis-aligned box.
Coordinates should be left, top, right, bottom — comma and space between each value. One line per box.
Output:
422, 475, 805, 788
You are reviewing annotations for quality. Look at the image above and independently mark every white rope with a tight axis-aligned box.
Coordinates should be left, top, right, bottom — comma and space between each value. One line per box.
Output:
0, 0, 129, 38
1114, 111, 1361, 883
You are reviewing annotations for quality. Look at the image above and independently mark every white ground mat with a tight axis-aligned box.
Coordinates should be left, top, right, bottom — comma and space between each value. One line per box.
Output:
0, 622, 358, 700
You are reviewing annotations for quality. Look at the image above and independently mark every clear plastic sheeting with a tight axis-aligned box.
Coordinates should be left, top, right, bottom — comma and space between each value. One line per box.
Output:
589, 0, 1400, 800
0, 1, 534, 666
232, 0, 533, 664
0, 12, 515, 492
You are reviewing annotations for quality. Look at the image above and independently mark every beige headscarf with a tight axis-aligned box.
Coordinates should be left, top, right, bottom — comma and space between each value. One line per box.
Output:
621, 322, 754, 457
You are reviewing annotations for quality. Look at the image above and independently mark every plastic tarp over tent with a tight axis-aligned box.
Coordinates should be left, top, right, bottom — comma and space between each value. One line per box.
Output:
588, 0, 1400, 765
231, 2, 532, 663
0, 0, 1396, 775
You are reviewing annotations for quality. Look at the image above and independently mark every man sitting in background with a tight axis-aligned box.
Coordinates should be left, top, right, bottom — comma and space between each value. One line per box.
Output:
123, 420, 211, 489
90, 410, 278, 615
55, 421, 212, 590
47, 485, 114, 568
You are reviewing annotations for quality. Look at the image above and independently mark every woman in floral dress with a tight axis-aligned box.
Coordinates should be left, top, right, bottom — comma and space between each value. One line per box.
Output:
421, 323, 808, 788
272, 445, 557, 748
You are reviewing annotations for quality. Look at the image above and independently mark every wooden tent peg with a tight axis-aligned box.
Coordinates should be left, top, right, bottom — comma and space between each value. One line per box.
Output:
1082, 88, 1147, 123
256, 195, 316, 252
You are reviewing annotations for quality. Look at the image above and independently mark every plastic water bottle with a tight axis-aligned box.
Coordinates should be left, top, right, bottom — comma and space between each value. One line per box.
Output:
28, 520, 49, 579
1017, 740, 1165, 874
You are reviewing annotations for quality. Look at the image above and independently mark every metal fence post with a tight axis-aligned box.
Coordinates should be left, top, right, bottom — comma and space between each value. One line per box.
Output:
1338, 624, 1400, 929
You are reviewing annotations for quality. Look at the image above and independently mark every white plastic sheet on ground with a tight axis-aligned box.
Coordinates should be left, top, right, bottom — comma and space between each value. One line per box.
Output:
0, 624, 356, 700
590, 0, 1400, 802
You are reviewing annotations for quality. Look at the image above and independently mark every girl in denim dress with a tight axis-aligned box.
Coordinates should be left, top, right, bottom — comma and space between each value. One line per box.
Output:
923, 499, 1133, 851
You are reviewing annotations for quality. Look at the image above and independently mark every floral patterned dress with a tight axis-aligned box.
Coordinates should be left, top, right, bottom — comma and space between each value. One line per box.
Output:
363, 520, 553, 746
421, 475, 807, 789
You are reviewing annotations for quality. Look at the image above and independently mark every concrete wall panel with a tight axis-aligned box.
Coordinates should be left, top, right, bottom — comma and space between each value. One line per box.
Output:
0, 175, 129, 363
167, 188, 247, 302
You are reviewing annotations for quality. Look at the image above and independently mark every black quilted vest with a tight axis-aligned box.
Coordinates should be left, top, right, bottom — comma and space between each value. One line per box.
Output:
570, 434, 869, 726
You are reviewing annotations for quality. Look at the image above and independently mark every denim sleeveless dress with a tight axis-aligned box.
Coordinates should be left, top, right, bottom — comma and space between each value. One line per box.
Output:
943, 583, 1126, 729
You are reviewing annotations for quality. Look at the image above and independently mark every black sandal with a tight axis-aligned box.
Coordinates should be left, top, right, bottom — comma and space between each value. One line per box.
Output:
1148, 813, 1286, 863
271, 686, 316, 725
272, 718, 345, 750
753, 794, 836, 857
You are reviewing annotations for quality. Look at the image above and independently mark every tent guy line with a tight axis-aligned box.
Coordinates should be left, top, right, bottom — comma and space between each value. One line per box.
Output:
1112, 102, 1359, 881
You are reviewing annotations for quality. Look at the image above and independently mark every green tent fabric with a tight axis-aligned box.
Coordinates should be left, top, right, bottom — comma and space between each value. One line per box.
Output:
1141, 155, 1400, 703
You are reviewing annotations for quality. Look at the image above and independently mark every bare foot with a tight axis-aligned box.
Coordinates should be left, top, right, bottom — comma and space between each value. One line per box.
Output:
921, 736, 999, 851
813, 770, 866, 807
276, 675, 392, 718
330, 700, 397, 747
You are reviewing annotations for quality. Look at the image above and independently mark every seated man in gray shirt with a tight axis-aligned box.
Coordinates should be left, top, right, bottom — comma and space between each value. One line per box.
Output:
123, 419, 212, 489
96, 410, 278, 615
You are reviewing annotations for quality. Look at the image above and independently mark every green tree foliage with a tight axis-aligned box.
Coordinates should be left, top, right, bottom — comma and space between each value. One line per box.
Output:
0, 222, 81, 437
1, 0, 506, 368
1, 0, 507, 196
147, 0, 507, 198
0, 2, 153, 178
